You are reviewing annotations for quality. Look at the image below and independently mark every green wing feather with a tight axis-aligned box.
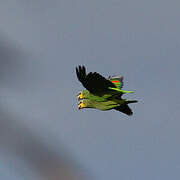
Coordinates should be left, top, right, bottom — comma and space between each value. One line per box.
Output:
108, 87, 134, 94
109, 75, 133, 93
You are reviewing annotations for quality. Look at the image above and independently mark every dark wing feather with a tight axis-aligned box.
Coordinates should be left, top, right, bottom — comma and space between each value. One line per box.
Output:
114, 104, 133, 116
76, 65, 116, 94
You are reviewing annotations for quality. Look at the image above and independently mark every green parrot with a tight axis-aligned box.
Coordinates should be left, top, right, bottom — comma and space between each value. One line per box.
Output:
76, 65, 134, 102
78, 99, 137, 116
76, 65, 138, 115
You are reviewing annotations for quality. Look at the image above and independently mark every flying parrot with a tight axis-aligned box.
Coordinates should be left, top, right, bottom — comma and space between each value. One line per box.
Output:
78, 99, 137, 115
76, 65, 137, 115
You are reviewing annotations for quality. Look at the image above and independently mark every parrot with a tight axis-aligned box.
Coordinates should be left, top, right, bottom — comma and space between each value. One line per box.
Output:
76, 65, 134, 101
78, 99, 137, 116
76, 65, 137, 115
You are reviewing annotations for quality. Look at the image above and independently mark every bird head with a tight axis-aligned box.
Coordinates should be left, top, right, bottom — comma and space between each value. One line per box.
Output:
78, 101, 86, 109
77, 92, 83, 101
77, 90, 90, 101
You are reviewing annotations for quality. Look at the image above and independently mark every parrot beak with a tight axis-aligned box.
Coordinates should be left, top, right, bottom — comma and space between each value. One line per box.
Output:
78, 102, 81, 110
78, 101, 85, 110
77, 92, 83, 101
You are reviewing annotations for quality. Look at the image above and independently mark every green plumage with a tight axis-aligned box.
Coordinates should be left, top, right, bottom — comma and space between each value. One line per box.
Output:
80, 99, 125, 110
76, 65, 137, 116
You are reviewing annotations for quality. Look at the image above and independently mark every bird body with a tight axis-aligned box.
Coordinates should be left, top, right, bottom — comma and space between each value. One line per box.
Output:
78, 89, 116, 102
78, 99, 125, 111
78, 99, 137, 115
76, 65, 137, 116
78, 89, 134, 102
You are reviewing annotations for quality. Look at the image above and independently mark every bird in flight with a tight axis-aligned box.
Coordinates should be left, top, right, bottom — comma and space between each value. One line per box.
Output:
76, 65, 137, 116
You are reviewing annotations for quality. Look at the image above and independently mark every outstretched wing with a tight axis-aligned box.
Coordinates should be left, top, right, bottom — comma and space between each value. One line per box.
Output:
76, 65, 116, 94
114, 104, 133, 116
109, 75, 124, 89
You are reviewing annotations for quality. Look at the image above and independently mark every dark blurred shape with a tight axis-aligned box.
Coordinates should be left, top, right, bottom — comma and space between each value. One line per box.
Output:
0, 108, 89, 180
0, 37, 26, 83
0, 37, 91, 180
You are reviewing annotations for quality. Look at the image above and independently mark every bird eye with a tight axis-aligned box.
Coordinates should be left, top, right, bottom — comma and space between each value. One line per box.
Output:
78, 101, 82, 105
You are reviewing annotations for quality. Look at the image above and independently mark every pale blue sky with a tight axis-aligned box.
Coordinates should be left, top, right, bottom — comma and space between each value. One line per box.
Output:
0, 0, 180, 179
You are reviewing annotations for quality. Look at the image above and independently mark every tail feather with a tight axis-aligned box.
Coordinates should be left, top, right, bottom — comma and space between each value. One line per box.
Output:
114, 100, 138, 116
126, 100, 138, 104
114, 104, 133, 116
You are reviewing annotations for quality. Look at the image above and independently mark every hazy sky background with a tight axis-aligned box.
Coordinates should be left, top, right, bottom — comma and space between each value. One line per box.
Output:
0, 0, 180, 179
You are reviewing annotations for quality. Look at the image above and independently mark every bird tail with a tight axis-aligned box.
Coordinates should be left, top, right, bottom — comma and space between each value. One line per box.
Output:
125, 100, 138, 104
